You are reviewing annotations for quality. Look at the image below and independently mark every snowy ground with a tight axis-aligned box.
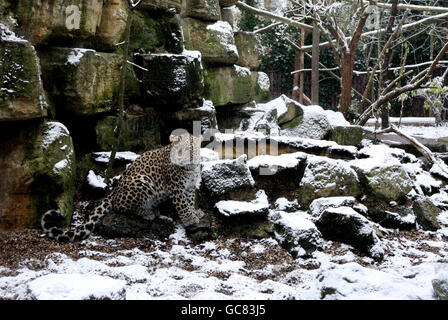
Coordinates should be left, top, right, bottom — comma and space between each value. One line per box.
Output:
1, 219, 448, 300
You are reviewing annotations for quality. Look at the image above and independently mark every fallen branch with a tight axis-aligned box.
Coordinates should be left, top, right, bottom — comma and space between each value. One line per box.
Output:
379, 124, 448, 179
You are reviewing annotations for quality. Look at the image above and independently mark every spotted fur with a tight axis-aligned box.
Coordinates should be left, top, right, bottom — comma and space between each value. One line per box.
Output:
41, 133, 204, 242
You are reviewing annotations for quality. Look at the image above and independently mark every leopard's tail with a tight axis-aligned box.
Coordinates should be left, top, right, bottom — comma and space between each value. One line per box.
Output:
41, 197, 113, 242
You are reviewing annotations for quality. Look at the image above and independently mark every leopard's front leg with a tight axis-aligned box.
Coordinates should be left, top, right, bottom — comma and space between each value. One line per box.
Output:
171, 188, 204, 227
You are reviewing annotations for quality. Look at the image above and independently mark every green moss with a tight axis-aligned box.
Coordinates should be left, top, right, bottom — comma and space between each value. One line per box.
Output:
329, 126, 363, 146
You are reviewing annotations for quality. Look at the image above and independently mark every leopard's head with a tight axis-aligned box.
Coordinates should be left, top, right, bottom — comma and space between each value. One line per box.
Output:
169, 132, 203, 169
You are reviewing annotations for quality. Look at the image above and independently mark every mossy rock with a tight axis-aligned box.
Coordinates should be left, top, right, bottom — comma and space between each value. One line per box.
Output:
130, 10, 183, 54
0, 34, 49, 121
27, 121, 76, 228
204, 65, 255, 106
329, 125, 363, 146
413, 197, 442, 231
0, 120, 76, 230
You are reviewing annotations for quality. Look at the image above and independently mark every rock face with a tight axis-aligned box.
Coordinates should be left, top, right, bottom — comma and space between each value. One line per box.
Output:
366, 206, 416, 230
96, 0, 128, 50
139, 52, 204, 107
432, 279, 448, 300
1, 27, 49, 121
315, 207, 384, 260
234, 32, 262, 70
413, 197, 442, 231
39, 48, 136, 116
0, 121, 76, 229
299, 156, 361, 207
182, 18, 238, 65
185, 0, 221, 21
272, 210, 324, 258
16, 0, 104, 45
95, 112, 161, 152
167, 100, 218, 135
205, 65, 270, 106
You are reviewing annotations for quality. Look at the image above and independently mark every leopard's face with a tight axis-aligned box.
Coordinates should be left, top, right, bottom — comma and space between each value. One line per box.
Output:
169, 133, 203, 169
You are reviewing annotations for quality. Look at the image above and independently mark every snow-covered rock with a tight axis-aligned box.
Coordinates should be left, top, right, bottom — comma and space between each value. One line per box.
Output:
200, 155, 255, 205
315, 207, 384, 260
201, 148, 220, 162
26, 273, 126, 300
271, 210, 323, 257
299, 156, 361, 207
274, 198, 300, 212
366, 206, 416, 230
215, 190, 269, 217
350, 146, 413, 202
309, 196, 357, 217
281, 104, 331, 140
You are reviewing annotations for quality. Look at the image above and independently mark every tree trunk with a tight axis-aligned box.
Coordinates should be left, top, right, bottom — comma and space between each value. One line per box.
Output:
339, 52, 354, 115
104, 9, 133, 185
380, 0, 399, 129
311, 23, 320, 104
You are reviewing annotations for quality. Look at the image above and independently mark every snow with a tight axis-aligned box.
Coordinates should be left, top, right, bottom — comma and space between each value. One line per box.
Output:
324, 109, 350, 126
257, 72, 270, 91
92, 151, 140, 163
309, 196, 356, 217
0, 23, 27, 43
247, 152, 306, 175
66, 48, 96, 66
273, 210, 317, 231
200, 147, 220, 162
41, 122, 70, 149
87, 170, 107, 189
26, 273, 126, 300
215, 190, 269, 217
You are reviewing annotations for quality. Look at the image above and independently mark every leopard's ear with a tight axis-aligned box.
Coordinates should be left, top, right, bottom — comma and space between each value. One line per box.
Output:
169, 135, 182, 143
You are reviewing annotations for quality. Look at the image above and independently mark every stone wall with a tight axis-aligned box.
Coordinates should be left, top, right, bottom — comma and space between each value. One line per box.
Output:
0, 0, 271, 229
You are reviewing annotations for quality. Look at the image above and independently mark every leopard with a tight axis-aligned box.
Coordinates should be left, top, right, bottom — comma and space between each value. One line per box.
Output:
41, 133, 206, 242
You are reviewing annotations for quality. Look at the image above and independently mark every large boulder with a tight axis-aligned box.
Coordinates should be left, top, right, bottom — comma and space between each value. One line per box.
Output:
138, 52, 204, 107
234, 31, 262, 70
39, 47, 137, 116
316, 207, 384, 260
299, 155, 361, 208
351, 159, 413, 202
185, 0, 221, 21
200, 154, 256, 207
0, 121, 76, 229
247, 152, 307, 200
271, 210, 324, 258
181, 18, 238, 65
205, 65, 270, 106
16, 0, 103, 45
1, 26, 49, 121
280, 104, 331, 140
413, 197, 442, 231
